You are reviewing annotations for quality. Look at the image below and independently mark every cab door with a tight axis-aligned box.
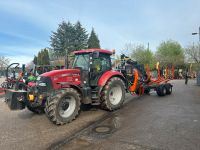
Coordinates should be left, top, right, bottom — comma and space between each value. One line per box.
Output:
90, 53, 111, 86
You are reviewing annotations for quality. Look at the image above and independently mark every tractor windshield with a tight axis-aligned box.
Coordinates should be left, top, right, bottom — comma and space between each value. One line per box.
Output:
72, 54, 89, 70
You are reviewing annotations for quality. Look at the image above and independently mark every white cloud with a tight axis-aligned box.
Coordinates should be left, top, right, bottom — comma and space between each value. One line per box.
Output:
0, 45, 44, 56
0, 0, 200, 56
8, 55, 33, 65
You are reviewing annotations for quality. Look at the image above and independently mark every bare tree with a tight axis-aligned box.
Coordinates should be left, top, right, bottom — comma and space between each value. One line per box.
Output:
0, 56, 9, 68
0, 56, 9, 76
185, 43, 200, 63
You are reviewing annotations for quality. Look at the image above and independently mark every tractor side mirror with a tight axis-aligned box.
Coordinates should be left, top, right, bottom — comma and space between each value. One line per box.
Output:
92, 51, 99, 59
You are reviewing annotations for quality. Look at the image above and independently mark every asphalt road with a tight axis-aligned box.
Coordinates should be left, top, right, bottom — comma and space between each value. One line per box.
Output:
0, 79, 200, 150
58, 80, 200, 150
0, 98, 107, 150
0, 77, 132, 150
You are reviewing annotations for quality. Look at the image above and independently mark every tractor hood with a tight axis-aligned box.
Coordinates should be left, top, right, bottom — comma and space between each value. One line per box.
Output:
41, 69, 80, 78
39, 69, 81, 89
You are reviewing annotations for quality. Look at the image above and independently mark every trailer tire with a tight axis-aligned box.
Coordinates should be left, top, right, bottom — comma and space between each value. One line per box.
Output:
100, 77, 125, 111
156, 84, 167, 96
165, 83, 172, 95
45, 88, 81, 125
144, 88, 150, 94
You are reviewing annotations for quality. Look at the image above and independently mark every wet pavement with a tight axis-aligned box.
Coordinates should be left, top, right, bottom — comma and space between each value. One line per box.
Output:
0, 80, 200, 150
57, 80, 200, 150
0, 99, 107, 150
0, 83, 133, 150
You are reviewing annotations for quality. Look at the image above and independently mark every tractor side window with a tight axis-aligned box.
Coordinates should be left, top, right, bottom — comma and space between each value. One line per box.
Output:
92, 54, 111, 72
101, 56, 111, 71
73, 54, 89, 70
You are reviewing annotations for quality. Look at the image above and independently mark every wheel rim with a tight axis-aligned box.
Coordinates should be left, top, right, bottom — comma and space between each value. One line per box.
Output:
109, 85, 122, 105
163, 87, 167, 95
59, 96, 76, 118
169, 86, 172, 93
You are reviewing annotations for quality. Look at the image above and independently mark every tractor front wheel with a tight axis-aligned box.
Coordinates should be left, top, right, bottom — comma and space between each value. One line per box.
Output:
100, 77, 125, 111
45, 88, 81, 125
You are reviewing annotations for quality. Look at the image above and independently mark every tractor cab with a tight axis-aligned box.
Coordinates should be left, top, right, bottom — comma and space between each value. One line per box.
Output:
73, 49, 112, 86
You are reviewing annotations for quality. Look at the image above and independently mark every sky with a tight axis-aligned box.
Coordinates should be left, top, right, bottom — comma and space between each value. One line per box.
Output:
0, 0, 200, 65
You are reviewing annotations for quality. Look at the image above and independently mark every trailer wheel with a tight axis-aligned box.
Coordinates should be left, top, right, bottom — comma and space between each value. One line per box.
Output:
144, 88, 150, 94
166, 83, 172, 95
45, 88, 81, 125
100, 77, 125, 111
156, 84, 167, 96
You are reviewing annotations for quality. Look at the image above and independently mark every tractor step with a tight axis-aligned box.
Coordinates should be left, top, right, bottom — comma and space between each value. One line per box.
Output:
91, 102, 100, 105
91, 97, 100, 105
91, 90, 100, 105
91, 90, 99, 99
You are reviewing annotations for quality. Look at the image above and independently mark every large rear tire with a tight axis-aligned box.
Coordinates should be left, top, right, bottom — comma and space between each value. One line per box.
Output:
45, 88, 81, 125
100, 77, 125, 111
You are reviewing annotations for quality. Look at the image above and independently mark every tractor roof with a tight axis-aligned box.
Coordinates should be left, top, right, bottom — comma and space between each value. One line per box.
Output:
74, 48, 113, 55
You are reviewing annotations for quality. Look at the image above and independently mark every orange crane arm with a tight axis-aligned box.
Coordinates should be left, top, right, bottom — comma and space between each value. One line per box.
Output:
129, 69, 139, 92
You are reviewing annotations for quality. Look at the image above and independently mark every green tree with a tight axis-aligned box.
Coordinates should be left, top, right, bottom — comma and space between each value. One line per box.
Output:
33, 55, 37, 65
156, 40, 184, 67
74, 21, 88, 50
36, 48, 50, 65
125, 43, 156, 69
50, 21, 75, 56
87, 28, 100, 48
37, 51, 42, 65
43, 48, 50, 65
50, 21, 88, 56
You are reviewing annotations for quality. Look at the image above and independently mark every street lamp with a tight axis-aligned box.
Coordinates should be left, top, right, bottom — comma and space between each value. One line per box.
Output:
192, 26, 200, 42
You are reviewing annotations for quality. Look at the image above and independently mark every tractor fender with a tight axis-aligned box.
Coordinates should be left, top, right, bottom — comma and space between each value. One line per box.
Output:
98, 70, 125, 87
59, 82, 82, 96
59, 83, 91, 104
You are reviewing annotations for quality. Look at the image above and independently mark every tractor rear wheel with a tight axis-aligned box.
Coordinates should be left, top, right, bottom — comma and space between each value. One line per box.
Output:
156, 84, 167, 96
45, 88, 81, 125
100, 77, 125, 111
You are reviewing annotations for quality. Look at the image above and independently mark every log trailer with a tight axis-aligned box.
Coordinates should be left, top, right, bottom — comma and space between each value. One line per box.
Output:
5, 49, 173, 125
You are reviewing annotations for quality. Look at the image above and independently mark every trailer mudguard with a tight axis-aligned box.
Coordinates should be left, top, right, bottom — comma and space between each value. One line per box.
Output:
98, 70, 125, 87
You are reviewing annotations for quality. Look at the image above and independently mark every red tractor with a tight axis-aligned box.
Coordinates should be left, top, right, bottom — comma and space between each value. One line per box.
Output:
5, 48, 172, 125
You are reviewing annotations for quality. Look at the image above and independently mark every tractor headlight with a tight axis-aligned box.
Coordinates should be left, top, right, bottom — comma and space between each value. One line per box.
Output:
38, 83, 47, 86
